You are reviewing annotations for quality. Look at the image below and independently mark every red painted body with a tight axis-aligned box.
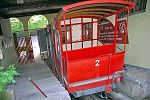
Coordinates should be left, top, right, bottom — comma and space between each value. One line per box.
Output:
47, 0, 135, 93
63, 44, 124, 93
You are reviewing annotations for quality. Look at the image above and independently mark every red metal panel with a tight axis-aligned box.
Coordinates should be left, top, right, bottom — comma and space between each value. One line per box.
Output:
67, 58, 99, 83
66, 52, 124, 83
63, 44, 115, 61
63, 58, 68, 82
98, 56, 110, 77
110, 52, 125, 74
67, 55, 111, 83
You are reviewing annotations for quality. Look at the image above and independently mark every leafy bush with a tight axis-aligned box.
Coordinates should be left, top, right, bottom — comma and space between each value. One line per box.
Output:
10, 18, 24, 33
0, 64, 19, 92
28, 15, 48, 30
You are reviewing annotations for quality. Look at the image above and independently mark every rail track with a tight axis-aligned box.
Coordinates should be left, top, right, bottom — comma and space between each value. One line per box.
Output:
71, 92, 112, 100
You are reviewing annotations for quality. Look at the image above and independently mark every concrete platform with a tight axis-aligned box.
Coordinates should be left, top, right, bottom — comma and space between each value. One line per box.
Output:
7, 62, 71, 100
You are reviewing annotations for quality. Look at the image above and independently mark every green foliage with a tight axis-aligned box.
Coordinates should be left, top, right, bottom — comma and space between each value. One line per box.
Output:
10, 15, 48, 33
28, 15, 48, 30
10, 18, 24, 33
0, 64, 19, 92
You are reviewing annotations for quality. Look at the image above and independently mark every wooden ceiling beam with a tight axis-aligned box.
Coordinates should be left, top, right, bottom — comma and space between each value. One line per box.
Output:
68, 8, 116, 14
68, 4, 125, 12
59, 13, 102, 20
66, 11, 108, 17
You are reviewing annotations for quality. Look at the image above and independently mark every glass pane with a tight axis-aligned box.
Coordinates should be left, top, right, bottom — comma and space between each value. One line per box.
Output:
83, 18, 92, 23
72, 25, 82, 42
71, 18, 81, 24
61, 25, 70, 43
83, 23, 93, 41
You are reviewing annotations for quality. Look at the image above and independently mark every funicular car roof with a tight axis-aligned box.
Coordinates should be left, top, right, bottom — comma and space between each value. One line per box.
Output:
56, 0, 135, 20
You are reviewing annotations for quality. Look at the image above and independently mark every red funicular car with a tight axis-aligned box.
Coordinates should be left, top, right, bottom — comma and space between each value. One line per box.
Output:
47, 0, 135, 97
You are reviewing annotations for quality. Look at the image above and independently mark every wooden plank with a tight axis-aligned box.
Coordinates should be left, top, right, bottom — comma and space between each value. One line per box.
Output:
68, 4, 125, 12
68, 8, 117, 14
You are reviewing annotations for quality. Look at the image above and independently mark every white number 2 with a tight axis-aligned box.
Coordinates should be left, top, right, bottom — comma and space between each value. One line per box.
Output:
95, 60, 100, 67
